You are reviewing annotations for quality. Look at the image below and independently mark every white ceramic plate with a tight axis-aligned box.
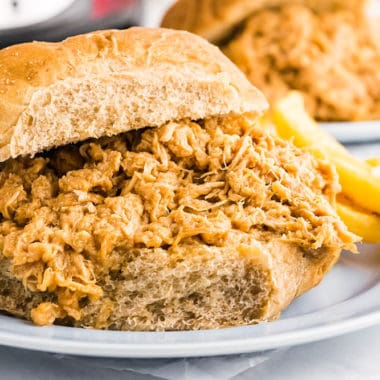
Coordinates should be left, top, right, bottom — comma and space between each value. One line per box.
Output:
320, 120, 380, 143
0, 244, 380, 358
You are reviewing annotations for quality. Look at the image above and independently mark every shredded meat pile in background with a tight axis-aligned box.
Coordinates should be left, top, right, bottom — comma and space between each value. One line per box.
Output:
0, 115, 355, 325
224, 4, 380, 121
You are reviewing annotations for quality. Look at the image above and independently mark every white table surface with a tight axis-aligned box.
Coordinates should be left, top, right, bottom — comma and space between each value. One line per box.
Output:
2, 1, 380, 379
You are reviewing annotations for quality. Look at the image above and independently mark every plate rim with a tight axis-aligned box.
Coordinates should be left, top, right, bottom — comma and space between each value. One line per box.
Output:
1, 312, 380, 358
1, 281, 380, 358
320, 120, 380, 143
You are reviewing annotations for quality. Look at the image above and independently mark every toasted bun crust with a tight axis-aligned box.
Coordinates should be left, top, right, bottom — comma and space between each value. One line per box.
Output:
161, 0, 367, 43
0, 27, 267, 162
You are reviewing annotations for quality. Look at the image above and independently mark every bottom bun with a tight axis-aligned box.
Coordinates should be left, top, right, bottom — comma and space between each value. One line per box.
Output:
0, 240, 339, 330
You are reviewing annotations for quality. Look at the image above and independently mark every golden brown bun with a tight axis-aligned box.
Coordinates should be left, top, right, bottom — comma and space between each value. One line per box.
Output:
161, 0, 367, 42
0, 27, 267, 162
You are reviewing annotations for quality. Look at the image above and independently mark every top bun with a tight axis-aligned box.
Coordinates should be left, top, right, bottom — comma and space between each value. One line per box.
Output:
0, 27, 267, 162
161, 0, 368, 43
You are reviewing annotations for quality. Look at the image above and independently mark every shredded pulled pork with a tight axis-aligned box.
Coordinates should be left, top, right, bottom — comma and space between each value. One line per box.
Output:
223, 5, 380, 121
0, 115, 355, 325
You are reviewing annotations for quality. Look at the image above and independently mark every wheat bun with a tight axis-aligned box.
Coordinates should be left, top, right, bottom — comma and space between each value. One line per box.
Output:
0, 241, 341, 330
161, 0, 368, 43
0, 27, 267, 162
0, 27, 355, 330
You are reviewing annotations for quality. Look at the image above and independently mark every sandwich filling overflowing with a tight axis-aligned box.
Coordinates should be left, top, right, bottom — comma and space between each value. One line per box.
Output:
0, 115, 355, 328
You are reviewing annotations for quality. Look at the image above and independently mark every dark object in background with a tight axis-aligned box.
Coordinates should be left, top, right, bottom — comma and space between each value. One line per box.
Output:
0, 0, 143, 47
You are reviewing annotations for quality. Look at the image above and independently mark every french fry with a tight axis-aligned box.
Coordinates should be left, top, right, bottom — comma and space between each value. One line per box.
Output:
332, 152, 380, 214
337, 199, 380, 244
273, 92, 380, 214
272, 91, 348, 155
366, 158, 380, 177
366, 158, 380, 167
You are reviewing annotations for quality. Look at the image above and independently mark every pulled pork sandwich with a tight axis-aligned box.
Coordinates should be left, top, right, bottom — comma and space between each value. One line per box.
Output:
162, 0, 380, 122
0, 28, 356, 330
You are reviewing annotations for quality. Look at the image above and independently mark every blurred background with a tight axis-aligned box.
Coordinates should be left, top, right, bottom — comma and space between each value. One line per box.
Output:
0, 0, 173, 47
1, 0, 379, 47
